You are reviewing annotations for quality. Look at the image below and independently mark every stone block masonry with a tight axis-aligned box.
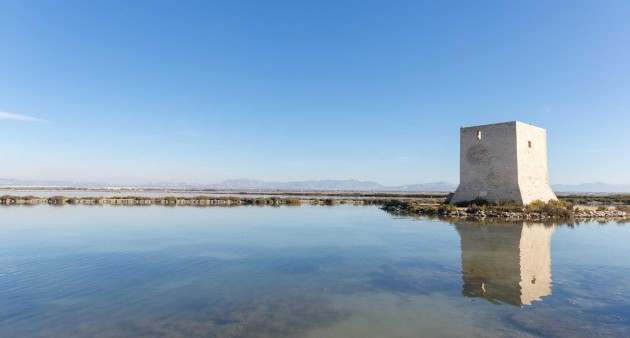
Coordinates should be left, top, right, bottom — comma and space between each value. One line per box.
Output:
450, 121, 557, 206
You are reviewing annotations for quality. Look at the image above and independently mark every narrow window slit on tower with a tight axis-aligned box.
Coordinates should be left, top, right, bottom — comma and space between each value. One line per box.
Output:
477, 130, 482, 140
528, 141, 532, 148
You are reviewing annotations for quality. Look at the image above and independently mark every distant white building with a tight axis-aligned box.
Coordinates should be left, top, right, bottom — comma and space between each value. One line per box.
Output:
450, 121, 557, 205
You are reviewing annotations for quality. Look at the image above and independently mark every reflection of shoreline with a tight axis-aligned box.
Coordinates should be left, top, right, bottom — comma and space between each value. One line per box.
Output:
408, 214, 629, 227
455, 222, 554, 307
382, 205, 630, 222
0, 195, 378, 207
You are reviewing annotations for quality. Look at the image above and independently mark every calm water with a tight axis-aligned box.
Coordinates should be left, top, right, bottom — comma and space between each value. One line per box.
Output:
0, 205, 628, 337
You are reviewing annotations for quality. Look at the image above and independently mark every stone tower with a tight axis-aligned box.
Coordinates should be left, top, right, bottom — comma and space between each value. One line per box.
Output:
450, 121, 557, 205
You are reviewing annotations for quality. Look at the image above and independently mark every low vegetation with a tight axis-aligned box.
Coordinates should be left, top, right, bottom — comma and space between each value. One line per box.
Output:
0, 195, 418, 208
383, 197, 627, 220
559, 194, 630, 206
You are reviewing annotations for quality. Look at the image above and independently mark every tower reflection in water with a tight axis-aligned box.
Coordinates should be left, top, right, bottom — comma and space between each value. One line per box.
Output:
455, 222, 554, 307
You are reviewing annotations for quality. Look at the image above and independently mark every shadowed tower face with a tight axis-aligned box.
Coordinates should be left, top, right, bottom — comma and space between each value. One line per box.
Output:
455, 222, 554, 307
450, 121, 557, 205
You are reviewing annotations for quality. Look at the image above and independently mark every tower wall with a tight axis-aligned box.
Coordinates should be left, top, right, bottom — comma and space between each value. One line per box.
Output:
516, 123, 557, 205
451, 122, 522, 204
450, 121, 557, 205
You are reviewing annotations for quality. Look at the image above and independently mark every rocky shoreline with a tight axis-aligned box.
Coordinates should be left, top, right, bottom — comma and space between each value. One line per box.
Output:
381, 203, 630, 220
436, 209, 626, 220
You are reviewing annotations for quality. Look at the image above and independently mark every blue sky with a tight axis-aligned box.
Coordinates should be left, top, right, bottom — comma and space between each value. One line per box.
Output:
1, 0, 629, 185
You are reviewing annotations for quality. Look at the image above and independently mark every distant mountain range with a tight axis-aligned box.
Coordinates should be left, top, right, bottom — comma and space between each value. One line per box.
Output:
0, 177, 457, 192
0, 178, 105, 189
1, 177, 629, 193
210, 179, 458, 192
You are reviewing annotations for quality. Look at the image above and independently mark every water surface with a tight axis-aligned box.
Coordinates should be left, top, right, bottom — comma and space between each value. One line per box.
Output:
0, 205, 628, 337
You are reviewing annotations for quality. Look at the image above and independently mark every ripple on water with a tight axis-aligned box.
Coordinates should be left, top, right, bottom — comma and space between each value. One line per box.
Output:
366, 262, 460, 295
22, 292, 347, 338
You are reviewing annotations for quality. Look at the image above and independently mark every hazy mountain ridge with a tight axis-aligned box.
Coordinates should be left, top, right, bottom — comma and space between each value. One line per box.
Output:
1, 177, 629, 193
0, 178, 106, 189
0, 177, 457, 192
213, 179, 386, 191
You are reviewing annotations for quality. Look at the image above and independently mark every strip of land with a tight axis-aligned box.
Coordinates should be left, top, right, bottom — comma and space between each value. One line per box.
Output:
382, 198, 630, 220
0, 195, 397, 206
1, 191, 628, 221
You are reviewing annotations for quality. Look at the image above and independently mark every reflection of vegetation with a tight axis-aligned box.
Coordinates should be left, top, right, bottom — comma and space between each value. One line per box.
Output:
0, 195, 396, 207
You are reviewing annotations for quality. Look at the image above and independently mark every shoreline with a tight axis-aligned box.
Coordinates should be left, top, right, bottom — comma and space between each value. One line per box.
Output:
381, 201, 630, 221
0, 188, 449, 199
2, 194, 629, 222
0, 195, 392, 207
383, 206, 630, 221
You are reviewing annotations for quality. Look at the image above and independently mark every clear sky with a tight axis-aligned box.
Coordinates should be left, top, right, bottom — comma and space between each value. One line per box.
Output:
1, 0, 629, 185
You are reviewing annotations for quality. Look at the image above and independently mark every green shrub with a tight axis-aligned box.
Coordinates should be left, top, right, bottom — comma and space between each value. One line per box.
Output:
438, 204, 458, 213
491, 201, 523, 212
284, 198, 301, 206
383, 200, 409, 209
466, 203, 487, 213
454, 198, 489, 208
526, 200, 546, 212
48, 196, 67, 204
324, 198, 337, 206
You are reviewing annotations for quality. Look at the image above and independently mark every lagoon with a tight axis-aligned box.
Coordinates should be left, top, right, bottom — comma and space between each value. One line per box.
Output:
0, 205, 628, 337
